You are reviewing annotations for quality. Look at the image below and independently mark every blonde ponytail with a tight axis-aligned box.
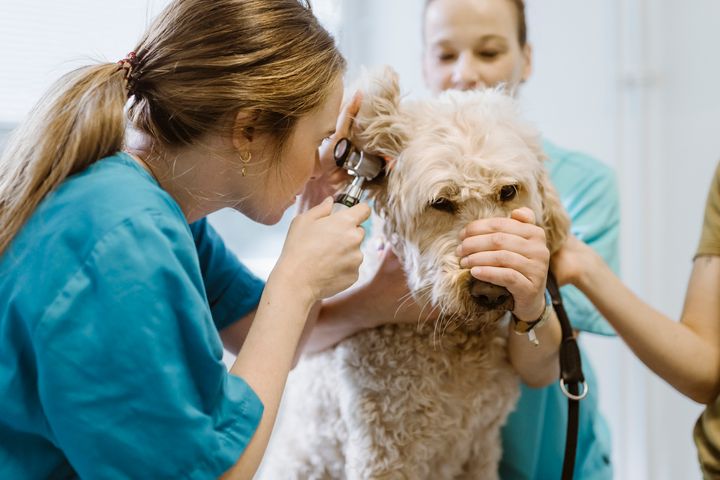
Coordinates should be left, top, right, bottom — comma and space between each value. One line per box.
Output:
0, 63, 128, 255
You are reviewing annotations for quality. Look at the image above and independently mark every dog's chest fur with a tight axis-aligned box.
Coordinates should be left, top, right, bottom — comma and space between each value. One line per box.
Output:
336, 323, 518, 474
259, 307, 520, 479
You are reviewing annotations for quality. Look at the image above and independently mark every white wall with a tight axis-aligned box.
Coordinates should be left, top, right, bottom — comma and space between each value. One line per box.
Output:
0, 0, 173, 123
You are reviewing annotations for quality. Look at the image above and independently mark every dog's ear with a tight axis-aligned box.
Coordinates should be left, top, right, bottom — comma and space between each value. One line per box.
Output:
345, 66, 408, 212
349, 66, 407, 158
538, 169, 571, 255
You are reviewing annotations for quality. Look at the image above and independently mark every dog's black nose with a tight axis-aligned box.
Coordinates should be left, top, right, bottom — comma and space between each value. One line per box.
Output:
469, 279, 513, 310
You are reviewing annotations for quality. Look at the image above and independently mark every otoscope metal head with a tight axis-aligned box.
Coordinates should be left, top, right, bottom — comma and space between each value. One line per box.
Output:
333, 137, 385, 181
331, 137, 386, 212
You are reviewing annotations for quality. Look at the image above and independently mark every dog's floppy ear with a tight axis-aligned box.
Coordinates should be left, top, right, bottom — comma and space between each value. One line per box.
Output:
510, 113, 570, 255
538, 170, 571, 255
348, 66, 407, 169
344, 66, 408, 214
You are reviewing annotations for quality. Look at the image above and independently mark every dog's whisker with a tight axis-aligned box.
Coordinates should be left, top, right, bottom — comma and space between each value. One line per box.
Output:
432, 304, 452, 349
393, 287, 428, 321
421, 304, 440, 340
441, 311, 461, 339
417, 293, 434, 326
440, 314, 452, 338
393, 299, 413, 321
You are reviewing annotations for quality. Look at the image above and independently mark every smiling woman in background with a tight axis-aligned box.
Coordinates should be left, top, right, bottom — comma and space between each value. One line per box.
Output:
0, 0, 372, 478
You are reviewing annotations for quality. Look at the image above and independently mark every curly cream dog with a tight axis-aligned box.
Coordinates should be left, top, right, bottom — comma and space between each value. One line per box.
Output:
259, 67, 569, 480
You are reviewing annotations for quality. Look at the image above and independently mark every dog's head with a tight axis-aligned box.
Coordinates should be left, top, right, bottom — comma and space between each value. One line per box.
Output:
350, 67, 570, 332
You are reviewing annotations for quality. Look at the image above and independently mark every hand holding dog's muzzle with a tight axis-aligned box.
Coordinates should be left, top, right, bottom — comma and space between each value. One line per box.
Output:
458, 208, 550, 323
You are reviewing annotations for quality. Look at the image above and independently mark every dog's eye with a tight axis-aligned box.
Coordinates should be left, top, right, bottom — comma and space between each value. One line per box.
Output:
430, 197, 457, 213
499, 185, 518, 202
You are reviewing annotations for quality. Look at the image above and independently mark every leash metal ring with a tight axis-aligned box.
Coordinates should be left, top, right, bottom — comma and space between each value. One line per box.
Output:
560, 379, 589, 401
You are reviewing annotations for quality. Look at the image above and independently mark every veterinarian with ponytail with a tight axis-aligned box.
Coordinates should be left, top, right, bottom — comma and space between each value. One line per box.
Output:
552, 160, 720, 479
419, 1, 620, 478
0, 1, 376, 478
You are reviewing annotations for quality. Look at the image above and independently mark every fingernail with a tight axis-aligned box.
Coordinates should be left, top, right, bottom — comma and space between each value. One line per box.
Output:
470, 266, 482, 276
460, 257, 468, 267
455, 244, 462, 256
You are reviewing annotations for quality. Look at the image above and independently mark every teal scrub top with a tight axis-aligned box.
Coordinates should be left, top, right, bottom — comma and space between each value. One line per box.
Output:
499, 140, 620, 480
0, 153, 266, 479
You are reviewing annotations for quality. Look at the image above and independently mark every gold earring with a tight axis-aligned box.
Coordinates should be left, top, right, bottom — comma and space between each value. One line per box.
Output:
239, 151, 252, 176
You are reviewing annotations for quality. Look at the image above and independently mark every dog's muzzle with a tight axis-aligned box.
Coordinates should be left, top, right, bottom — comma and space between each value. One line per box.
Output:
469, 279, 514, 311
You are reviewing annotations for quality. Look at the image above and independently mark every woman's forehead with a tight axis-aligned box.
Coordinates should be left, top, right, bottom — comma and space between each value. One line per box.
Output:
425, 0, 519, 42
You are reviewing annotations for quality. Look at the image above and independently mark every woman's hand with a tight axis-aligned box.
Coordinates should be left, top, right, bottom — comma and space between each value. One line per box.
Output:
298, 91, 363, 212
273, 197, 371, 303
457, 207, 549, 322
551, 233, 603, 289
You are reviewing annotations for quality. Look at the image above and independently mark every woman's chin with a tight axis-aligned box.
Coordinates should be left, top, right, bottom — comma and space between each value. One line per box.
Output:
233, 205, 285, 225
251, 211, 283, 225
232, 195, 297, 225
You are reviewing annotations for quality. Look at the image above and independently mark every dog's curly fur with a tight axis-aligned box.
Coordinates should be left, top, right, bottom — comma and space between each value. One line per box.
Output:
258, 67, 570, 480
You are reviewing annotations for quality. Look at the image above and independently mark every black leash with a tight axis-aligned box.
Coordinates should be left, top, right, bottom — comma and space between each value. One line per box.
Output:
546, 271, 588, 480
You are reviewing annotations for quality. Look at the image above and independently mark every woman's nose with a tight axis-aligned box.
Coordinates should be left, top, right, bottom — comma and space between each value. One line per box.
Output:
452, 52, 481, 91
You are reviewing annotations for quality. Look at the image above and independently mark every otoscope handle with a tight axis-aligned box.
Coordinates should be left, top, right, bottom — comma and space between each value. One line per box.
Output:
332, 176, 364, 213
332, 193, 358, 213
331, 201, 351, 214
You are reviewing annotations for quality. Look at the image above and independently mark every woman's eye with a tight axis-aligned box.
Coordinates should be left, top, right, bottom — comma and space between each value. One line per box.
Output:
478, 50, 499, 59
438, 53, 456, 62
430, 197, 457, 213
499, 185, 518, 202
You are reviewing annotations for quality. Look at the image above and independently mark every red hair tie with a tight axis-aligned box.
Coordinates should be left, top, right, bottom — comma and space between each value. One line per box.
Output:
117, 51, 139, 96
117, 52, 137, 79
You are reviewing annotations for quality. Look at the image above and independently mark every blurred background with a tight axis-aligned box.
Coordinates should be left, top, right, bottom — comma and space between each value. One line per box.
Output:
2, 1, 719, 478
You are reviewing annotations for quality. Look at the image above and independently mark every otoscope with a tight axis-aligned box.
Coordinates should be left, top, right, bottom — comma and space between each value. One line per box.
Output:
332, 138, 385, 213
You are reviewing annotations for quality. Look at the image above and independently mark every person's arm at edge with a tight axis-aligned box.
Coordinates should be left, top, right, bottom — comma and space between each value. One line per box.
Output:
555, 238, 720, 404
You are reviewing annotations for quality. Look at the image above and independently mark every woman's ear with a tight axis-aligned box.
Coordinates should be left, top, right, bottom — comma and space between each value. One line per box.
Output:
521, 43, 533, 83
231, 110, 256, 151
